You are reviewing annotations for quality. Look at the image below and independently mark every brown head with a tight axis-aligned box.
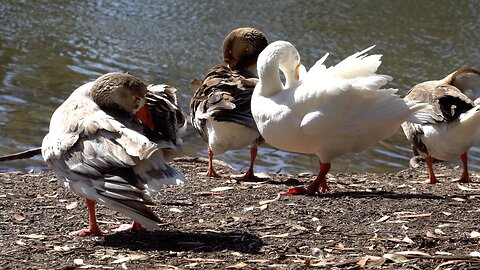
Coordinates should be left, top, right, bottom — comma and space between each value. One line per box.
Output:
222, 27, 268, 75
443, 68, 480, 100
91, 72, 154, 130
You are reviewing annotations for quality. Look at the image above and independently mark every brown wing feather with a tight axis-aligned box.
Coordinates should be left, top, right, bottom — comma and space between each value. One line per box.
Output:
190, 65, 259, 142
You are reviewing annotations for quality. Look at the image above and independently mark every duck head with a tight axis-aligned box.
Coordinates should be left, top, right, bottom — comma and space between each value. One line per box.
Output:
222, 27, 268, 76
91, 72, 155, 130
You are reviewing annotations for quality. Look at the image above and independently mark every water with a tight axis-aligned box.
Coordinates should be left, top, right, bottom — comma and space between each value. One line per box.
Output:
1, 0, 479, 174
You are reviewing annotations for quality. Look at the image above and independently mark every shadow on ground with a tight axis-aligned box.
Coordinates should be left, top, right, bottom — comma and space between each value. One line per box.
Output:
98, 229, 263, 254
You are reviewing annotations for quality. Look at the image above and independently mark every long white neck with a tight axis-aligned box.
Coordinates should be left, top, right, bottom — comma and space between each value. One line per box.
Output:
257, 51, 284, 97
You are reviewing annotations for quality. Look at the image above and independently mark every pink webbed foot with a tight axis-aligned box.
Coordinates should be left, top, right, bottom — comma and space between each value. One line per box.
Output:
284, 162, 331, 195
283, 182, 330, 195
204, 168, 223, 178
113, 221, 145, 233
70, 226, 108, 236
453, 152, 473, 183
71, 199, 109, 236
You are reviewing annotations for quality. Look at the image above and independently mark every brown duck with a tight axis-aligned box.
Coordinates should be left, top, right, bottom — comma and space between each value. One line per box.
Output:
190, 27, 268, 179
401, 68, 480, 184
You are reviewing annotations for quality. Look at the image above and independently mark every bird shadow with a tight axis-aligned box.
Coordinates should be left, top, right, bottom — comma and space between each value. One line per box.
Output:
96, 229, 263, 254
313, 190, 447, 200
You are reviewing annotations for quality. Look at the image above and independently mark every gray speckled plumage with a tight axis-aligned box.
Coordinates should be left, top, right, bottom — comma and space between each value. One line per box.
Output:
42, 72, 185, 230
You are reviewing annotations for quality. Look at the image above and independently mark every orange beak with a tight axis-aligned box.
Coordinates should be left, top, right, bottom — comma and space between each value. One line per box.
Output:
135, 105, 155, 131
294, 62, 301, 80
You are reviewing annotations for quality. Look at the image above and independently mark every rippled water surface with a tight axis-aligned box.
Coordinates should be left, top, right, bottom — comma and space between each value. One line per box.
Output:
1, 0, 479, 173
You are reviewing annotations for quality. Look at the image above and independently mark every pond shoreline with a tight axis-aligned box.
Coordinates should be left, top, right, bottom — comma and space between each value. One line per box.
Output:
1, 156, 480, 269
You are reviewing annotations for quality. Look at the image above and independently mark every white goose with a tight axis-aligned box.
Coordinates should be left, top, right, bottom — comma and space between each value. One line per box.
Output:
42, 72, 186, 236
251, 41, 428, 195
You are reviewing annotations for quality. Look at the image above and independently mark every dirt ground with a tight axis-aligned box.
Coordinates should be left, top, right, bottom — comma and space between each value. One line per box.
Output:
1, 156, 480, 269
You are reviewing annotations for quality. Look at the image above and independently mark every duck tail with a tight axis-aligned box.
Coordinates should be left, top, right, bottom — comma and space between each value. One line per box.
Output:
332, 45, 384, 79
458, 105, 480, 138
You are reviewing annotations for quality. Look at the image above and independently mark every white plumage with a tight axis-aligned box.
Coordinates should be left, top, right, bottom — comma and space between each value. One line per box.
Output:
251, 41, 428, 194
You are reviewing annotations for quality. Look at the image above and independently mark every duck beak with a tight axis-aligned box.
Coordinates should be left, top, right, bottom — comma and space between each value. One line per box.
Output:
135, 105, 155, 131
294, 62, 302, 80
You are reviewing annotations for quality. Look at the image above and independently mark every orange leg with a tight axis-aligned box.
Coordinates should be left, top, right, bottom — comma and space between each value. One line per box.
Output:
456, 152, 472, 183
70, 199, 109, 236
231, 146, 258, 180
113, 221, 146, 232
284, 162, 331, 195
205, 147, 222, 178
425, 155, 439, 184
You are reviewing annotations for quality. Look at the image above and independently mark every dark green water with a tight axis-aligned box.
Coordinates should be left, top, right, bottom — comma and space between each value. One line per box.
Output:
1, 0, 479, 173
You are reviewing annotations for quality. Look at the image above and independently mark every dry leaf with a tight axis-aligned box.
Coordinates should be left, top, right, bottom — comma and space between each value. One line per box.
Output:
13, 213, 25, 221
402, 235, 414, 244
112, 254, 149, 264
16, 240, 27, 246
210, 186, 234, 192
470, 231, 480, 238
395, 251, 431, 257
258, 193, 281, 206
260, 232, 289, 239
383, 253, 409, 263
470, 251, 480, 257
387, 220, 409, 224
66, 201, 78, 210
434, 229, 445, 235
53, 246, 71, 252
169, 207, 183, 213
457, 183, 480, 191
357, 256, 368, 267
246, 259, 269, 263
74, 259, 84, 265
433, 260, 461, 270
396, 213, 432, 218
298, 172, 313, 177
226, 262, 248, 269
394, 211, 417, 215
452, 197, 466, 202
434, 251, 453, 256
259, 204, 268, 210
192, 191, 223, 196
426, 231, 436, 238
375, 215, 390, 222
19, 234, 46, 239
357, 255, 385, 268
185, 258, 224, 263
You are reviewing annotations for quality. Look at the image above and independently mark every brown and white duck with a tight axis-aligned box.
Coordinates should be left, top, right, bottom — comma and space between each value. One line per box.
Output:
190, 27, 268, 179
41, 72, 186, 236
401, 68, 480, 184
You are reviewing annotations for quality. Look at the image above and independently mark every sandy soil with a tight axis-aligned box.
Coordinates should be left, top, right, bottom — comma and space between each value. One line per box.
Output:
1, 157, 480, 269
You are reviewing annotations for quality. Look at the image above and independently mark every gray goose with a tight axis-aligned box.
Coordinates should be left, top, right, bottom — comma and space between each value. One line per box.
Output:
190, 27, 268, 179
401, 68, 480, 184
42, 72, 186, 236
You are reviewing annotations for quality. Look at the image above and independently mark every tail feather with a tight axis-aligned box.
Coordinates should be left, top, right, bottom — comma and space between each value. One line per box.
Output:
331, 46, 382, 79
